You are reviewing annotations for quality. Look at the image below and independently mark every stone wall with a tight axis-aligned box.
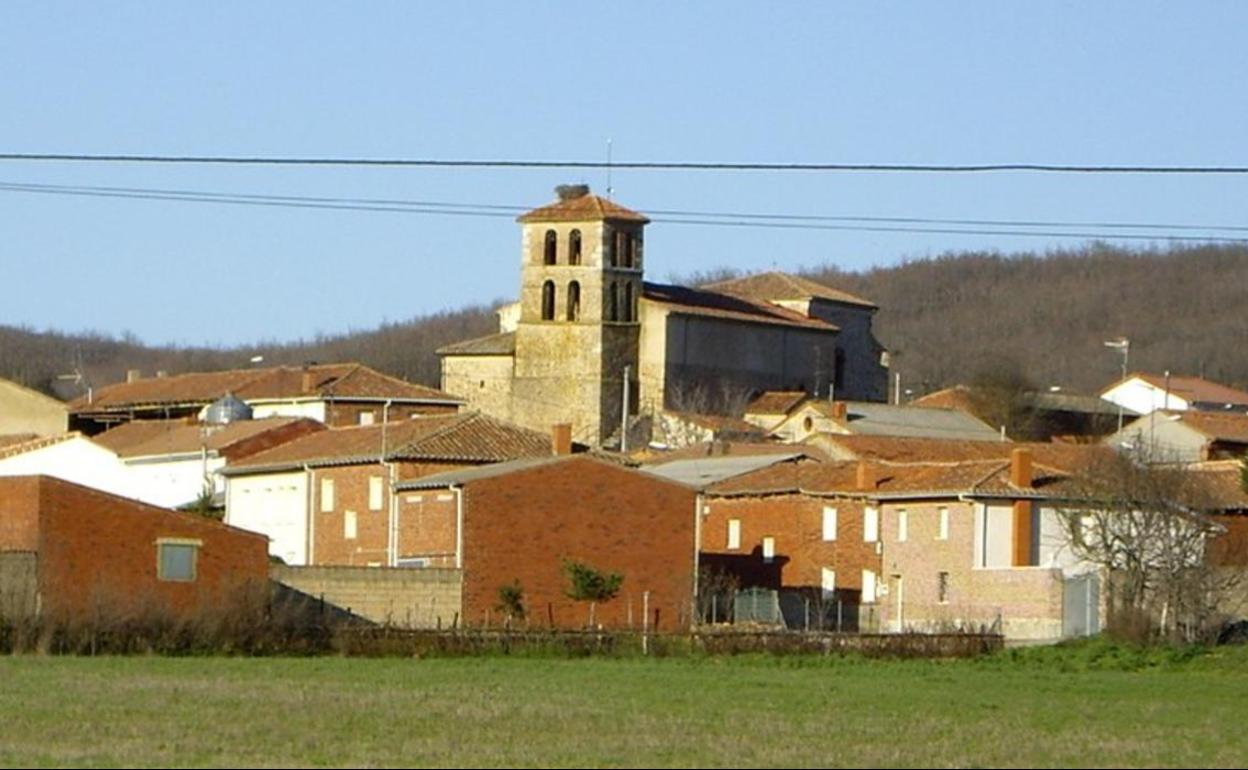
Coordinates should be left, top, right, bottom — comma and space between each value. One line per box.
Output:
271, 564, 463, 628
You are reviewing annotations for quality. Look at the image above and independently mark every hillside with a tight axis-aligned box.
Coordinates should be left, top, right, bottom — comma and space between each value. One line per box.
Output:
3, 243, 1246, 400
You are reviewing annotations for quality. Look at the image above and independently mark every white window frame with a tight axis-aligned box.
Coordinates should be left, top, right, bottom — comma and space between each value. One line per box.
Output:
358, 411, 376, 426
822, 506, 838, 541
320, 478, 335, 513
369, 476, 384, 512
938, 507, 950, 541
897, 509, 908, 542
156, 538, 201, 583
727, 519, 742, 551
344, 510, 358, 540
861, 569, 877, 604
762, 536, 775, 563
863, 506, 879, 543
821, 568, 837, 599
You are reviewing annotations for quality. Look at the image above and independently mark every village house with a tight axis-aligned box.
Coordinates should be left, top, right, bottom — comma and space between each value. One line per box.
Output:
389, 454, 698, 630
913, 384, 1131, 441
759, 397, 1002, 444
439, 186, 889, 448
0, 376, 68, 438
0, 475, 269, 623
1105, 409, 1248, 464
69, 362, 462, 434
1100, 372, 1248, 417
221, 412, 551, 566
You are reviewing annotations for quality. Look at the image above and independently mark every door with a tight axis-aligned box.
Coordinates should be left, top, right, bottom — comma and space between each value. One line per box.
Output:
890, 574, 904, 633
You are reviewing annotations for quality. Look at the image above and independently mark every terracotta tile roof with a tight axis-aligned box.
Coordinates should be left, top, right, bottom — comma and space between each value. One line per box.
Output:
643, 282, 838, 331
437, 331, 517, 356
70, 363, 459, 412
911, 385, 978, 413
0, 433, 39, 449
638, 441, 828, 464
93, 417, 318, 459
1164, 410, 1248, 444
517, 194, 649, 224
745, 391, 808, 415
1105, 372, 1248, 407
798, 401, 1002, 441
813, 435, 1110, 472
1188, 461, 1248, 510
0, 432, 83, 461
704, 271, 877, 309
223, 412, 551, 473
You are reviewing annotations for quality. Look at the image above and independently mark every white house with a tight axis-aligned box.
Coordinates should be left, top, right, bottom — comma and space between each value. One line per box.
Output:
1101, 373, 1248, 416
0, 434, 134, 500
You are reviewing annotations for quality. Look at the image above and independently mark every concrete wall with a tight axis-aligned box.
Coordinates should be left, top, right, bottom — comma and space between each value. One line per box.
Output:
0, 379, 68, 437
271, 564, 463, 628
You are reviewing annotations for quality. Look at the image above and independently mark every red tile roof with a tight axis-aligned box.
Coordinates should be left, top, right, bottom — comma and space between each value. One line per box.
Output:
813, 435, 1109, 472
704, 271, 877, 309
1165, 410, 1248, 444
93, 417, 320, 458
517, 194, 649, 224
71, 363, 459, 412
745, 391, 808, 416
643, 282, 837, 331
224, 412, 551, 473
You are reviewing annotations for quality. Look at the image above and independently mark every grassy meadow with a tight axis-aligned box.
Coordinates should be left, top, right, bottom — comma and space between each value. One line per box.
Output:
1, 642, 1246, 768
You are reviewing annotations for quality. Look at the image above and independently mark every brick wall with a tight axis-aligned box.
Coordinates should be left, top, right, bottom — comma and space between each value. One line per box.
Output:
0, 476, 40, 551
272, 564, 463, 628
879, 501, 1064, 639
311, 461, 472, 566
396, 490, 458, 567
701, 493, 880, 601
28, 476, 270, 620
457, 457, 697, 630
324, 401, 458, 428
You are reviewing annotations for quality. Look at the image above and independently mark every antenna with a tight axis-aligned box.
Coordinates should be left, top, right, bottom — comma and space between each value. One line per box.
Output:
606, 138, 613, 198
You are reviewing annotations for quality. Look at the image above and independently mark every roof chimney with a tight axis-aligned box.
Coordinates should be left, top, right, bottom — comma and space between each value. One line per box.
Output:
1010, 448, 1033, 488
856, 460, 877, 492
552, 423, 573, 456
832, 401, 848, 420
301, 366, 315, 393
126, 369, 141, 384
555, 184, 590, 201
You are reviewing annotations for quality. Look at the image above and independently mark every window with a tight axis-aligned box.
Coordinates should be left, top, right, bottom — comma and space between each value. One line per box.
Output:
567, 281, 581, 321
938, 507, 949, 540
157, 538, 200, 582
606, 281, 618, 321
727, 519, 741, 550
320, 478, 335, 512
938, 571, 950, 604
629, 234, 640, 268
762, 536, 776, 562
821, 568, 836, 598
568, 229, 582, 265
358, 411, 375, 426
543, 229, 557, 265
606, 229, 617, 267
897, 509, 908, 542
541, 280, 556, 321
861, 569, 877, 604
616, 231, 630, 268
822, 506, 838, 541
344, 510, 358, 540
369, 476, 384, 511
863, 506, 879, 543
623, 283, 634, 323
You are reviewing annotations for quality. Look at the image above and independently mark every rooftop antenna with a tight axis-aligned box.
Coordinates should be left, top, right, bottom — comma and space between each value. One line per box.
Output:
606, 138, 614, 198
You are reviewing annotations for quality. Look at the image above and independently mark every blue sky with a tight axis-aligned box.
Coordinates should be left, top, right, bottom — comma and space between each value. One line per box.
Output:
3, 2, 1247, 346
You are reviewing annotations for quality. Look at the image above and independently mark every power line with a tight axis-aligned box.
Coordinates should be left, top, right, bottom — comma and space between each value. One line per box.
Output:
5, 152, 1248, 174
3, 179, 1248, 243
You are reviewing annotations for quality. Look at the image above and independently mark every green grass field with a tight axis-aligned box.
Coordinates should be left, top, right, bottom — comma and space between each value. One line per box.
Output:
2, 643, 1246, 768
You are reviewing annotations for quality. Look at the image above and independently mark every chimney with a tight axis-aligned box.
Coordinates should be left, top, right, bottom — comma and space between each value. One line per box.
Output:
552, 423, 573, 456
1010, 448, 1033, 488
302, 366, 314, 393
126, 369, 141, 384
831, 401, 848, 420
856, 460, 877, 492
555, 184, 590, 201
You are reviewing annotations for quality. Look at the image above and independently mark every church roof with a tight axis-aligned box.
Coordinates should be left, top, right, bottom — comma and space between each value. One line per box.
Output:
643, 282, 838, 331
517, 194, 650, 224
705, 271, 877, 309
437, 331, 517, 357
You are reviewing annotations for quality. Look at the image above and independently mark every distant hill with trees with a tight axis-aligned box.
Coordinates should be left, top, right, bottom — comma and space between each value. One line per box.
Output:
3, 243, 1246, 401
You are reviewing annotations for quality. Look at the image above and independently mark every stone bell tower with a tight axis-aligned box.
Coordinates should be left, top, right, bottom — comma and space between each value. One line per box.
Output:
510, 185, 648, 447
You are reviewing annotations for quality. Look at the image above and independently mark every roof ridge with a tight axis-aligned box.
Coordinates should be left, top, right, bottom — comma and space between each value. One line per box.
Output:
389, 411, 476, 457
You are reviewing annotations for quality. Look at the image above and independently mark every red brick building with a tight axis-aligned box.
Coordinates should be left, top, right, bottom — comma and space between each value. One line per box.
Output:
394, 455, 699, 630
0, 475, 269, 621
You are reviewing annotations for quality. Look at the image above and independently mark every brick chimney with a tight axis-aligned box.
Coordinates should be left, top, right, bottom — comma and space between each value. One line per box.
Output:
301, 366, 315, 393
856, 460, 877, 492
552, 423, 573, 456
1010, 448, 1033, 488
125, 369, 141, 383
831, 401, 848, 420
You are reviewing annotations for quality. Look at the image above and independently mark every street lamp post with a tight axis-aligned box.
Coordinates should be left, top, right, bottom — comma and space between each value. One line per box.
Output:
1104, 337, 1130, 433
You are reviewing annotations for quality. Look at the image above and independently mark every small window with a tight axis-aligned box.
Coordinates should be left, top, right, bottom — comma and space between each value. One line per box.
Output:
623, 283, 634, 323
822, 506, 838, 541
569, 229, 582, 265
320, 478, 335, 512
897, 509, 908, 542
157, 539, 200, 582
567, 281, 581, 321
369, 476, 384, 511
543, 229, 557, 265
938, 571, 950, 604
541, 280, 556, 321
938, 507, 949, 541
863, 507, 879, 543
861, 569, 877, 604
762, 536, 776, 563
344, 510, 358, 540
821, 568, 836, 599
615, 231, 629, 268
358, 411, 375, 426
727, 519, 741, 550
